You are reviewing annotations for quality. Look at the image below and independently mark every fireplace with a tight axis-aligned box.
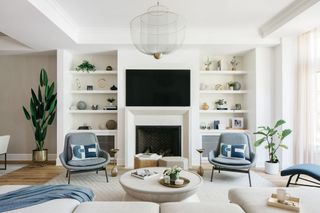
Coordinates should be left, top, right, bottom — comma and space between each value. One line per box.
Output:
136, 126, 181, 156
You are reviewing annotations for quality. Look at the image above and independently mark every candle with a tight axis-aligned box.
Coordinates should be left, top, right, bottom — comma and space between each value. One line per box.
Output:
175, 179, 184, 185
164, 175, 170, 184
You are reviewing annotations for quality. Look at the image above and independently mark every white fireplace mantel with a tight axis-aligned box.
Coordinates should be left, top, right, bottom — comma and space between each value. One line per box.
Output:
125, 107, 192, 168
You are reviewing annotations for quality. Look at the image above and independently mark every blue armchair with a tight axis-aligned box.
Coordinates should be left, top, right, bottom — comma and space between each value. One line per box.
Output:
59, 133, 110, 184
208, 133, 256, 186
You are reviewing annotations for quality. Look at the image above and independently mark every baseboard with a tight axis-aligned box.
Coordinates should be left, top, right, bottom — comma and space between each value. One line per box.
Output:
3, 154, 57, 161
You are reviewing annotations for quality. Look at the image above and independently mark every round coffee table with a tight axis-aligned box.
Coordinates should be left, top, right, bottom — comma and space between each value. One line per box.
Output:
119, 167, 203, 203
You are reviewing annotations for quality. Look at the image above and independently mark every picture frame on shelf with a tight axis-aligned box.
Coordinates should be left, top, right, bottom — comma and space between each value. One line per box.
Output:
231, 117, 244, 129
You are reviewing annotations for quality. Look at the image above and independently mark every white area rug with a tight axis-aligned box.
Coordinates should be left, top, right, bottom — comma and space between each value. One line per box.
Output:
47, 168, 274, 202
0, 164, 26, 176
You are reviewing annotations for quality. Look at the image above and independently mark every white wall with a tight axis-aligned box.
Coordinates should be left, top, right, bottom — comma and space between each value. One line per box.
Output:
0, 54, 57, 160
274, 37, 298, 169
254, 48, 275, 167
117, 47, 199, 166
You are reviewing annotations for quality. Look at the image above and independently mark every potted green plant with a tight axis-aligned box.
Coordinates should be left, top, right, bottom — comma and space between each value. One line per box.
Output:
227, 82, 235, 90
215, 99, 227, 110
107, 97, 115, 107
163, 166, 182, 184
254, 119, 292, 174
76, 60, 96, 72
22, 69, 57, 163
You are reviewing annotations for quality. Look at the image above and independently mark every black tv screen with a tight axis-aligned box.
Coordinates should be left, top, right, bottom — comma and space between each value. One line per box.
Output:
126, 69, 190, 106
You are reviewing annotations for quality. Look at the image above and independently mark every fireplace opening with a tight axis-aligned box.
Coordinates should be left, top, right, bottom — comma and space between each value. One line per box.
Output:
136, 126, 181, 156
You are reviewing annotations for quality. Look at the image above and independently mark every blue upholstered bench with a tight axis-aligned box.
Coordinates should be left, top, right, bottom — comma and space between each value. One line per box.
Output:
281, 164, 320, 187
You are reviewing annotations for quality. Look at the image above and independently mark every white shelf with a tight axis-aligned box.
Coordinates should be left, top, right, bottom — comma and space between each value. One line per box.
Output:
69, 70, 117, 75
68, 129, 117, 134
200, 71, 247, 75
200, 90, 247, 94
200, 129, 248, 134
200, 110, 248, 114
69, 110, 118, 114
70, 90, 117, 94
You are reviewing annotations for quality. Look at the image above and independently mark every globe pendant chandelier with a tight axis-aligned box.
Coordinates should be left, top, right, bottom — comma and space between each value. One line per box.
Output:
130, 2, 186, 59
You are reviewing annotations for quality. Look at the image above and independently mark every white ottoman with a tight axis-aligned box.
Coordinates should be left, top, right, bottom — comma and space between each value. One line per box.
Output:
159, 157, 188, 170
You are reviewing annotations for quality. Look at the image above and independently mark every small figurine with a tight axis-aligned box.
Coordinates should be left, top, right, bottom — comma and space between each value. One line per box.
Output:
204, 57, 212, 71
217, 60, 221, 71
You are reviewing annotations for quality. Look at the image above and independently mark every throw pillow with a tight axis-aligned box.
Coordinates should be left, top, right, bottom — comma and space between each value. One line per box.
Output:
220, 143, 246, 159
71, 143, 98, 160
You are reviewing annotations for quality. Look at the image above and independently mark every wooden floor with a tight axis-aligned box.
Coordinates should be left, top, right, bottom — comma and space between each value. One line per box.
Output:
0, 164, 64, 185
0, 163, 289, 186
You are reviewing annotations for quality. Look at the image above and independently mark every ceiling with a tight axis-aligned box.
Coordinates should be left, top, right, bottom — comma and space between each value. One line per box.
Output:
0, 0, 319, 52
55, 0, 294, 29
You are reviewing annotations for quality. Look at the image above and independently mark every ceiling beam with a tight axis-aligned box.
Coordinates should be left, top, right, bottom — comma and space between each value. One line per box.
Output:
259, 0, 320, 37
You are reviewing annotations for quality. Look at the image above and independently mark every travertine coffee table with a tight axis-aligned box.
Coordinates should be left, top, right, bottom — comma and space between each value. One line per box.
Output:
119, 167, 203, 203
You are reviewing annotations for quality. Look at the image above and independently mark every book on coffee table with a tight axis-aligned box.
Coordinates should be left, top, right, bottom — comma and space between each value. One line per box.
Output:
131, 169, 159, 180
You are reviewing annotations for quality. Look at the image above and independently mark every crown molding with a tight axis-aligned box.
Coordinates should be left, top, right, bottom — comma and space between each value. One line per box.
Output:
28, 0, 78, 41
75, 27, 279, 46
259, 0, 320, 37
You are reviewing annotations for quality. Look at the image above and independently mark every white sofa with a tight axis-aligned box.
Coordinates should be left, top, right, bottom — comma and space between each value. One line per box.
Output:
229, 187, 320, 213
0, 185, 244, 213
73, 201, 244, 213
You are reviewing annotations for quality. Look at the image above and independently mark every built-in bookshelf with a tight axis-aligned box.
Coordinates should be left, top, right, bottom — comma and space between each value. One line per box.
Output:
199, 55, 250, 159
63, 51, 119, 154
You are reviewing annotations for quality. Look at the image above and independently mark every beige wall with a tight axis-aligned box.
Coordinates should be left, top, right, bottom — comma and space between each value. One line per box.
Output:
0, 54, 57, 157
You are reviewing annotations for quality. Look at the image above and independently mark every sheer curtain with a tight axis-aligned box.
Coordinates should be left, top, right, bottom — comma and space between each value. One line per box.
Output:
295, 28, 320, 164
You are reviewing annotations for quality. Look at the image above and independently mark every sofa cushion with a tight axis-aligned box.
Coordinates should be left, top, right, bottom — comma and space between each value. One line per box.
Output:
229, 187, 320, 213
0, 185, 80, 213
160, 202, 244, 213
74, 201, 159, 213
211, 157, 251, 165
67, 157, 106, 167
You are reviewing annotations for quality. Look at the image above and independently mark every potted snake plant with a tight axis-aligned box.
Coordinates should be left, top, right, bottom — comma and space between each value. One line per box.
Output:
254, 119, 292, 174
22, 69, 57, 162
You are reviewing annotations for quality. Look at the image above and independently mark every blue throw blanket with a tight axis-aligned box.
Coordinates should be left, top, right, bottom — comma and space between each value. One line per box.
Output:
0, 184, 94, 212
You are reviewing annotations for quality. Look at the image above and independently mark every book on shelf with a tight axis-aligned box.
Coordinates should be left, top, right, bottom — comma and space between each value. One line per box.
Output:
131, 169, 159, 180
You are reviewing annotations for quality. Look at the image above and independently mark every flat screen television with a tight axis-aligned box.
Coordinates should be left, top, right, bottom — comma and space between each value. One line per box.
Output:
126, 69, 190, 106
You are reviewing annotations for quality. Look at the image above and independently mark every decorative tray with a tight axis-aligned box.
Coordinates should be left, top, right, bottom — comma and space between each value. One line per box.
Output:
159, 177, 190, 188
267, 193, 300, 212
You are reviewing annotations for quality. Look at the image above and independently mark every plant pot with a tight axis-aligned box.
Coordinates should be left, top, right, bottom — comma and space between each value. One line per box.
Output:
233, 82, 241, 90
32, 149, 48, 163
170, 174, 178, 184
264, 161, 279, 175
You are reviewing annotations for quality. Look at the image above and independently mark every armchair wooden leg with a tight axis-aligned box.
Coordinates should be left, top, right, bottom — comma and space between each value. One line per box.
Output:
96, 170, 98, 174
211, 166, 214, 182
248, 169, 252, 187
66, 170, 69, 178
218, 167, 221, 173
68, 170, 71, 184
105, 167, 109, 183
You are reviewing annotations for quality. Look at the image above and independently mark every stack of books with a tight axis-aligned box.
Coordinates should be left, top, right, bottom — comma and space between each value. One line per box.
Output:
131, 169, 158, 180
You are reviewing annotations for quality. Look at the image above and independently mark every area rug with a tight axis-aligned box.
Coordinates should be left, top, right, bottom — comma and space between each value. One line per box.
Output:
47, 168, 274, 202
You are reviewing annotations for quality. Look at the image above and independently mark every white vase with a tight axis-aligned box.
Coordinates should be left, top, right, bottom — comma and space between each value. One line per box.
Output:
264, 161, 279, 175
